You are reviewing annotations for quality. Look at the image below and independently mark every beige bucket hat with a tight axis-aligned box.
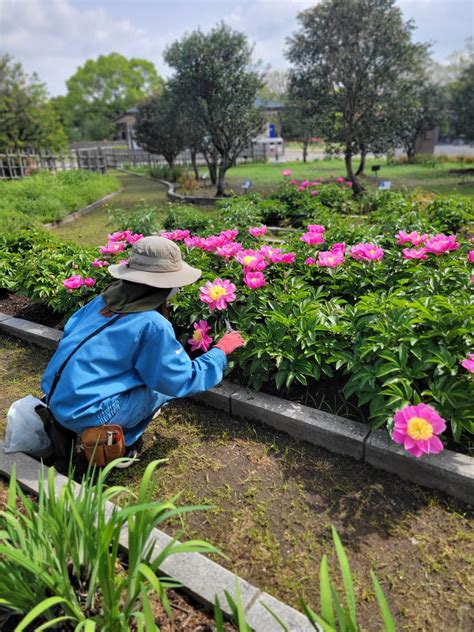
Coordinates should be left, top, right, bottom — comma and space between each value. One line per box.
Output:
108, 236, 201, 289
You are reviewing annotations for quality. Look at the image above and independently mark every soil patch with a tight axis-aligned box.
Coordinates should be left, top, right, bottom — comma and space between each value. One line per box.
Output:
449, 168, 474, 176
0, 290, 63, 329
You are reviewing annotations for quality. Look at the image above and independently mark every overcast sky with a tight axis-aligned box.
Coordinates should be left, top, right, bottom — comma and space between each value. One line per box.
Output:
1, 0, 473, 96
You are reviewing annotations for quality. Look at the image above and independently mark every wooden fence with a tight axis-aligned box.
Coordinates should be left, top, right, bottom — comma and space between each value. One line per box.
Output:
0, 144, 269, 179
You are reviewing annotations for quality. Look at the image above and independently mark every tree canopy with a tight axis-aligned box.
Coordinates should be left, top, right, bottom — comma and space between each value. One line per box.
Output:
286, 0, 428, 191
450, 63, 474, 142
134, 87, 187, 167
55, 53, 163, 141
0, 54, 66, 152
165, 23, 263, 196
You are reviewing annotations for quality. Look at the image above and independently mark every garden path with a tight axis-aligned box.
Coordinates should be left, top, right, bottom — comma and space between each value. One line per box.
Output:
1, 335, 472, 632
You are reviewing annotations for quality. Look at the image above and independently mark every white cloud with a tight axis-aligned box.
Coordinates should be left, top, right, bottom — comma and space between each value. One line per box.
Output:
0, 0, 169, 94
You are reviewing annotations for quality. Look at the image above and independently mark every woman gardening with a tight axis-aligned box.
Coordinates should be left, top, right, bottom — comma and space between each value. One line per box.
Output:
40, 236, 245, 466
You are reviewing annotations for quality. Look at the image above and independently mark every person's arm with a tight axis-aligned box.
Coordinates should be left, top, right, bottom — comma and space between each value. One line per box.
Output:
135, 319, 229, 398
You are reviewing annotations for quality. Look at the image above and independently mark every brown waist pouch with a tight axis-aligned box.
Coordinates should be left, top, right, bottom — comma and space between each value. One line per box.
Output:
81, 425, 125, 467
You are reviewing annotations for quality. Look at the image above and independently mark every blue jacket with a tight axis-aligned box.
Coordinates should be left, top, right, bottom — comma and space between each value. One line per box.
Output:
41, 295, 227, 426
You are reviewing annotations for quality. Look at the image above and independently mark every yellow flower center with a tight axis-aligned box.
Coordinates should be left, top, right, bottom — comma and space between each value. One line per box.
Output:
243, 255, 256, 266
369, 249, 375, 255
208, 286, 226, 301
407, 417, 433, 441
192, 329, 203, 342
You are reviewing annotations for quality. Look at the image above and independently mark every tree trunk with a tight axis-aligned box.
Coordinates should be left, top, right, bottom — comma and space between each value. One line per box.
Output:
345, 149, 364, 195
190, 149, 199, 180
216, 158, 228, 197
203, 152, 217, 185
406, 143, 416, 161
355, 146, 366, 176
302, 140, 309, 163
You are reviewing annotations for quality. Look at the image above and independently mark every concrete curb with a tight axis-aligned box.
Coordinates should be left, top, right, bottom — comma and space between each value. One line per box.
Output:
0, 314, 472, 504
43, 187, 123, 228
0, 444, 315, 631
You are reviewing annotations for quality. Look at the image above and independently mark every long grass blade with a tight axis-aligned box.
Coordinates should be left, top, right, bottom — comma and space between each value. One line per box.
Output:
14, 596, 67, 631
370, 571, 397, 632
332, 527, 357, 626
319, 554, 335, 627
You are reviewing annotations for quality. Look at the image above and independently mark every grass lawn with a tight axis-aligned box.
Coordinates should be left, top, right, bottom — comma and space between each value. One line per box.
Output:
51, 171, 218, 247
226, 158, 474, 199
1, 335, 472, 632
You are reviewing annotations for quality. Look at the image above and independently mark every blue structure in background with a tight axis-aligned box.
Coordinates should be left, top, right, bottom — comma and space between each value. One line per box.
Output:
269, 123, 276, 138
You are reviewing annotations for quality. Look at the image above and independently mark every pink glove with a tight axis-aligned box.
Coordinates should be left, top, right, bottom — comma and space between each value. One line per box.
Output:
215, 332, 245, 356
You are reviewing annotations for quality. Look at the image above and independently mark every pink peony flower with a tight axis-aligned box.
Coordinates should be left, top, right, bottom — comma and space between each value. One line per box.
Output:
82, 277, 96, 287
126, 232, 144, 245
424, 234, 460, 255
305, 257, 316, 265
100, 241, 126, 255
300, 232, 325, 245
63, 275, 85, 290
307, 224, 325, 233
259, 245, 282, 261
290, 179, 298, 185
184, 236, 204, 249
402, 247, 428, 260
310, 190, 318, 196
248, 225, 267, 237
243, 271, 267, 289
468, 250, 474, 263
188, 320, 213, 352
350, 243, 384, 261
335, 177, 345, 183
461, 353, 474, 373
391, 403, 446, 458
346, 181, 353, 188
297, 186, 306, 192
91, 259, 109, 268
331, 242, 346, 254
395, 230, 428, 246
282, 169, 292, 177
108, 231, 129, 242
199, 278, 237, 311
317, 250, 345, 267
235, 249, 268, 271
220, 229, 239, 242
301, 180, 310, 187
161, 229, 191, 241
273, 252, 296, 264
118, 259, 129, 265
216, 242, 243, 259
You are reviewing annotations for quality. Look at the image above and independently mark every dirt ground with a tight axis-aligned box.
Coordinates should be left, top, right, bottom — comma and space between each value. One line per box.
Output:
1, 335, 473, 631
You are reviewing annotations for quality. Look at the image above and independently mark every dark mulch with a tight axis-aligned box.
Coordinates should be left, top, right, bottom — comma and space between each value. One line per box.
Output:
0, 290, 64, 329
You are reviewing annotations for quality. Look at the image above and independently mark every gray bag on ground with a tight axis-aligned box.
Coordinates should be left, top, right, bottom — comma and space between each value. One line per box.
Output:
4, 395, 52, 457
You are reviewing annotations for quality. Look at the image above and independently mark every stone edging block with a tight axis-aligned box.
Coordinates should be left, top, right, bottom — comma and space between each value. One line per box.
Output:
0, 314, 473, 504
43, 187, 123, 228
230, 386, 369, 461
0, 444, 315, 631
0, 316, 63, 350
366, 430, 474, 504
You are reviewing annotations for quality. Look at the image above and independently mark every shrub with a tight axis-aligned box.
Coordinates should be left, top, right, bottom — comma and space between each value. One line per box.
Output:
163, 205, 217, 233
149, 164, 184, 182
108, 203, 161, 236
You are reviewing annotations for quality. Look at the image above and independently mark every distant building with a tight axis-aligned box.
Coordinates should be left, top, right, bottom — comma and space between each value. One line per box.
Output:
115, 99, 286, 158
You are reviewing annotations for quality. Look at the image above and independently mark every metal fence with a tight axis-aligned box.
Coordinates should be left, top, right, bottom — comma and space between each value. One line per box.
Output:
0, 143, 270, 180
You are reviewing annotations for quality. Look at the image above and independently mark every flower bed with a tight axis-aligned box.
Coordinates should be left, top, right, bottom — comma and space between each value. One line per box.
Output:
0, 177, 473, 456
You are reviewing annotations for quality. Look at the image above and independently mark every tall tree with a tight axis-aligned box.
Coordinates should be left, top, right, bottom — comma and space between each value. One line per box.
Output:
0, 54, 66, 151
286, 0, 428, 193
450, 63, 474, 142
134, 87, 186, 168
59, 53, 163, 141
282, 100, 320, 163
165, 23, 263, 196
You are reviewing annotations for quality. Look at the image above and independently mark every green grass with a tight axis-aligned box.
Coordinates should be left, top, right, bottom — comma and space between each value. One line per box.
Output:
226, 158, 474, 198
0, 171, 120, 233
1, 335, 472, 632
51, 171, 218, 247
